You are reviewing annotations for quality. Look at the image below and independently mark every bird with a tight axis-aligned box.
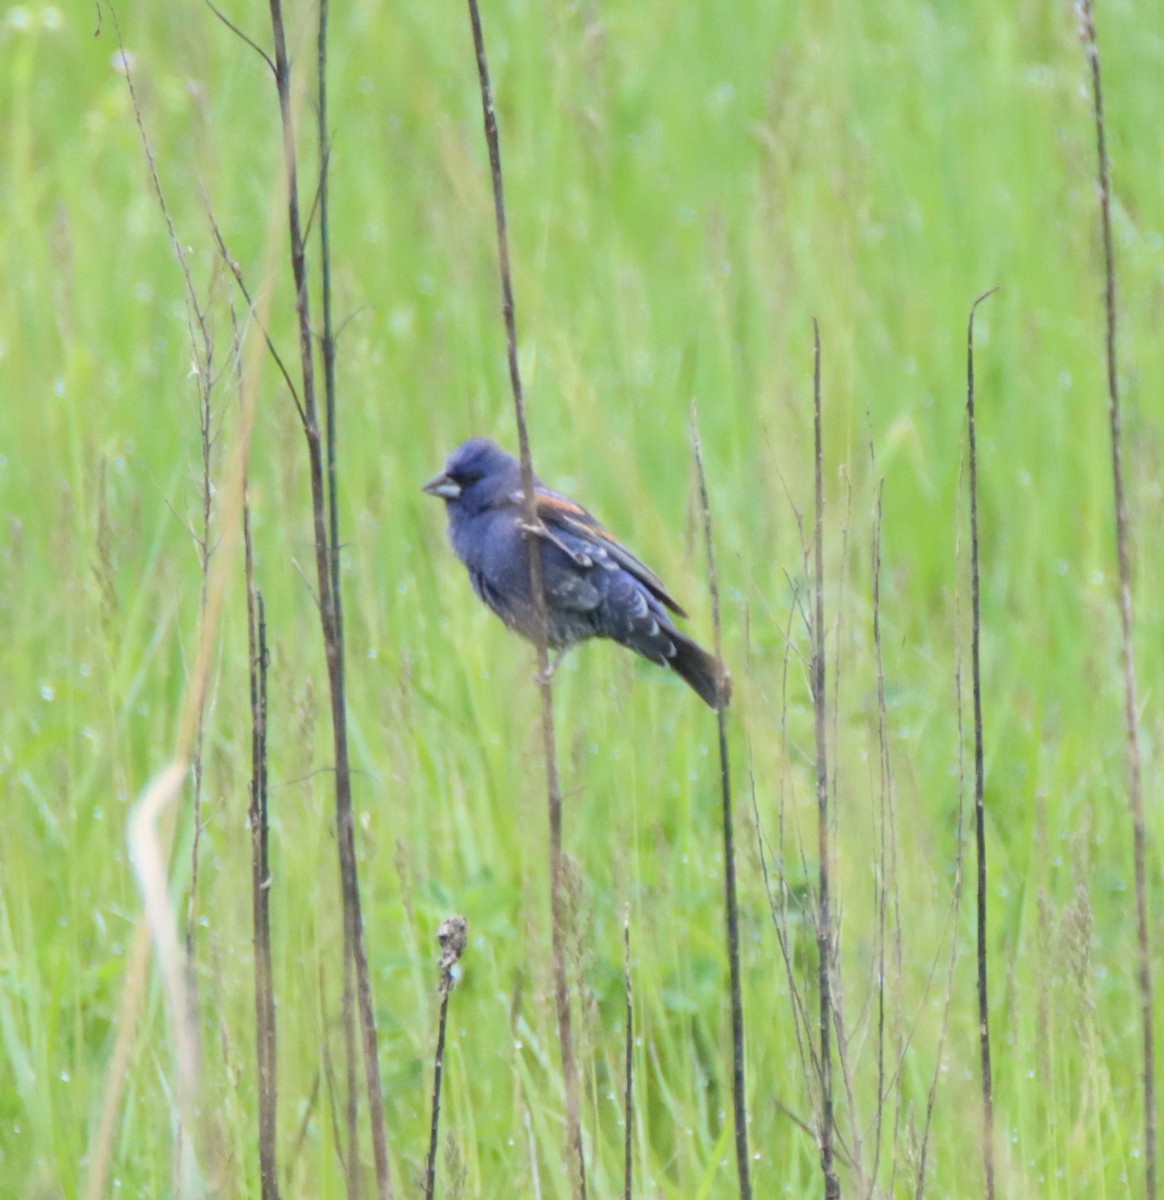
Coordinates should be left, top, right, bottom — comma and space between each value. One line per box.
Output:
423, 437, 730, 709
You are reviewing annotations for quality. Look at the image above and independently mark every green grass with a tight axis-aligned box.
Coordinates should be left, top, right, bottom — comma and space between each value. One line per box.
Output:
2, 0, 1163, 1195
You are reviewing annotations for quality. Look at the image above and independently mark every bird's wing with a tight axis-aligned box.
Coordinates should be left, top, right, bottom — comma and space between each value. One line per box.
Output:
511, 486, 689, 618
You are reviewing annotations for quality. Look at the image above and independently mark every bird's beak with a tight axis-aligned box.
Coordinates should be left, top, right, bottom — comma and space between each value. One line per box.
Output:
422, 471, 462, 499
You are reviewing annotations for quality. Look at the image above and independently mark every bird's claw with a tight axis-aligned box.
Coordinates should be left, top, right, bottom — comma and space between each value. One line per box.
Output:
535, 649, 568, 685
520, 520, 594, 568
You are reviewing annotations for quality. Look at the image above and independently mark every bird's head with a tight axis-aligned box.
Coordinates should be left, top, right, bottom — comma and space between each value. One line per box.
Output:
423, 438, 522, 515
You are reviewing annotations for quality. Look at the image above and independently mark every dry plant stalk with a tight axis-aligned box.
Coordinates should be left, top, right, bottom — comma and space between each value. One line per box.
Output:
245, 504, 280, 1200
425, 916, 469, 1200
317, 0, 341, 615
84, 11, 290, 1195
463, 2, 586, 1196
111, 3, 219, 1178
313, 5, 362, 1193
264, 0, 393, 1193
810, 322, 840, 1200
1076, 6, 1156, 1195
341, 950, 360, 1200
966, 288, 997, 1197
690, 405, 752, 1199
184, 200, 216, 1021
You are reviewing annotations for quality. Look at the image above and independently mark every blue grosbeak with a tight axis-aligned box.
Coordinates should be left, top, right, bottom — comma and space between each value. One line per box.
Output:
424, 438, 730, 708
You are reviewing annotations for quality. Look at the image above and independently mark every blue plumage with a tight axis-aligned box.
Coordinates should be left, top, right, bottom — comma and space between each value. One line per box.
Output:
423, 438, 730, 708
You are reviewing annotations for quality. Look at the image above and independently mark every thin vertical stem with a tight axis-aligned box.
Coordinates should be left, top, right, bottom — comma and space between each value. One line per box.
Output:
341, 953, 359, 1200
966, 287, 997, 1199
463, 4, 585, 1196
185, 330, 213, 1038
318, 0, 341, 628
246, 505, 280, 1200
690, 405, 752, 1200
314, 10, 359, 1196
425, 916, 467, 1200
811, 321, 839, 1200
424, 988, 451, 1200
112, 6, 218, 1173
266, 0, 392, 1193
84, 16, 282, 1188
1077, 6, 1156, 1195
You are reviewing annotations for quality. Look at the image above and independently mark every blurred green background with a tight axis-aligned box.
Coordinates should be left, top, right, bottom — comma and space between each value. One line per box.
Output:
1, 0, 1162, 1195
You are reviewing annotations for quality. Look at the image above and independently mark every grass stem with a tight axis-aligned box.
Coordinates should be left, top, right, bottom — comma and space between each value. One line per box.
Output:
266, 0, 392, 1190
1076, 6, 1156, 1193
425, 916, 468, 1200
463, 3, 586, 1194
811, 322, 840, 1200
966, 287, 998, 1197
245, 506, 280, 1200
690, 404, 752, 1200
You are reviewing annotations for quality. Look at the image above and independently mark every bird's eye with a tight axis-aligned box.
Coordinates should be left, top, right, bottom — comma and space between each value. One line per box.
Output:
455, 469, 482, 486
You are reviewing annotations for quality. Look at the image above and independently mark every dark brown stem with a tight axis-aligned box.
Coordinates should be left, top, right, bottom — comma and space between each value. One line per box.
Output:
265, 1, 392, 1194
341, 950, 359, 1200
690, 406, 752, 1200
811, 321, 840, 1200
424, 992, 451, 1200
966, 287, 998, 1198
201, 0, 275, 76
1077, 6, 1155, 1195
201, 198, 304, 424
245, 505, 280, 1200
425, 917, 468, 1200
318, 0, 341, 638
463, 3, 585, 1196
314, 11, 359, 1196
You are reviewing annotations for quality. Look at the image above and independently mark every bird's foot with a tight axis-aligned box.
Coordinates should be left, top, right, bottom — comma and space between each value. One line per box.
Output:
520, 520, 593, 567
535, 649, 568, 686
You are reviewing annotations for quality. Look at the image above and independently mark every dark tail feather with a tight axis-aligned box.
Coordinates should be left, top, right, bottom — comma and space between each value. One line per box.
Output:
669, 630, 732, 710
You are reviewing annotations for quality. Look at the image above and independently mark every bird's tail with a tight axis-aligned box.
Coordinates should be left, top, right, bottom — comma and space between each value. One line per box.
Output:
669, 630, 732, 710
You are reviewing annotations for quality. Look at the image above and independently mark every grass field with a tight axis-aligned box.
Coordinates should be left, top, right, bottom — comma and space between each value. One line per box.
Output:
2, 0, 1163, 1196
